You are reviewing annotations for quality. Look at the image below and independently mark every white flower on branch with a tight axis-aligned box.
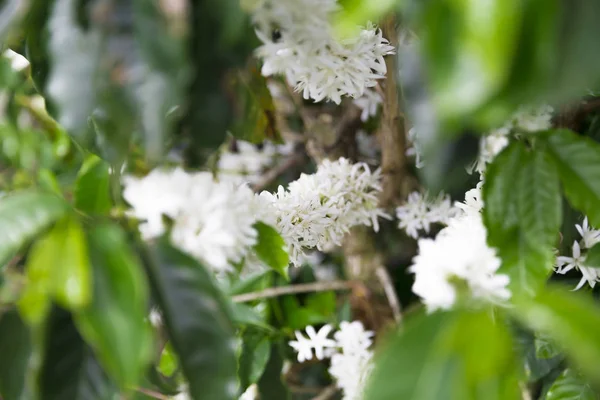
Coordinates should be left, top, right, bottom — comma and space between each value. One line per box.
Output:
218, 140, 293, 184
251, 0, 394, 104
123, 168, 259, 272
354, 89, 383, 122
289, 321, 374, 400
257, 157, 390, 266
396, 192, 457, 239
409, 184, 510, 311
555, 217, 600, 290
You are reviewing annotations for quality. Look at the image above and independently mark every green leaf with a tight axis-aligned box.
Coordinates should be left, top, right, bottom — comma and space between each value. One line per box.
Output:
158, 342, 178, 378
546, 369, 597, 400
545, 129, 600, 227
0, 190, 68, 265
46, 0, 101, 141
513, 285, 600, 383
585, 243, 600, 268
238, 329, 271, 391
144, 239, 238, 400
536, 334, 561, 360
258, 342, 291, 400
38, 306, 117, 400
333, 0, 397, 38
483, 141, 561, 295
0, 309, 31, 400
74, 156, 113, 215
252, 222, 289, 279
76, 223, 152, 389
230, 302, 274, 332
227, 270, 274, 296
365, 309, 521, 400
19, 214, 92, 323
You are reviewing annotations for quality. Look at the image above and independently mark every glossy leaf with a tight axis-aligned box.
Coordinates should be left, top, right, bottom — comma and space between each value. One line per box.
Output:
19, 214, 91, 323
76, 223, 152, 389
513, 285, 600, 383
230, 302, 274, 332
258, 342, 291, 400
0, 190, 68, 266
46, 0, 101, 140
38, 307, 117, 400
366, 309, 521, 400
252, 222, 289, 279
483, 141, 560, 295
74, 156, 113, 215
144, 239, 238, 400
545, 129, 600, 227
0, 309, 31, 400
546, 369, 597, 400
584, 243, 600, 268
158, 342, 178, 378
238, 329, 271, 390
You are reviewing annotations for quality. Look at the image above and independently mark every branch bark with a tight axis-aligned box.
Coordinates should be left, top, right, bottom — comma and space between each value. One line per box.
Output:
232, 280, 357, 303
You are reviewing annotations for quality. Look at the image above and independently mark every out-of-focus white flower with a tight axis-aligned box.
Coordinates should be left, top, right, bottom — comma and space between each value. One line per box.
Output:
555, 217, 600, 290
172, 385, 190, 400
406, 127, 424, 168
409, 183, 510, 312
123, 168, 260, 272
258, 157, 389, 266
355, 130, 380, 159
471, 105, 554, 174
149, 307, 162, 328
239, 384, 258, 400
289, 321, 374, 400
3, 49, 29, 71
289, 325, 337, 362
354, 89, 382, 122
218, 140, 293, 184
396, 192, 457, 239
252, 0, 394, 104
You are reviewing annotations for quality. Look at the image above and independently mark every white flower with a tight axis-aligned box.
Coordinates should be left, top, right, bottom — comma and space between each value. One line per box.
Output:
289, 321, 374, 400
355, 130, 380, 159
455, 182, 484, 216
239, 384, 258, 400
513, 105, 554, 132
396, 192, 457, 239
410, 205, 510, 311
289, 325, 337, 362
218, 140, 291, 184
149, 307, 162, 327
576, 217, 600, 249
258, 157, 389, 266
354, 89, 382, 122
406, 127, 424, 168
252, 1, 394, 104
123, 169, 260, 272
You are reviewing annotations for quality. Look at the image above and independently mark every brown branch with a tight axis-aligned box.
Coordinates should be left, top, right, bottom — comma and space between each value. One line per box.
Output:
231, 280, 358, 303
251, 152, 306, 192
375, 266, 402, 323
311, 385, 339, 400
379, 15, 409, 208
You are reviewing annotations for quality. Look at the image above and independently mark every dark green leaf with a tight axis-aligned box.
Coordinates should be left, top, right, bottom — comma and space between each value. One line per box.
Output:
585, 243, 600, 268
230, 302, 274, 332
365, 309, 521, 400
144, 239, 238, 400
252, 222, 289, 279
76, 223, 152, 389
483, 141, 560, 295
227, 270, 273, 296
0, 309, 31, 400
39, 307, 117, 400
0, 190, 68, 265
46, 0, 101, 141
546, 369, 597, 400
74, 156, 113, 215
545, 129, 600, 227
238, 329, 271, 390
513, 285, 600, 383
258, 342, 291, 400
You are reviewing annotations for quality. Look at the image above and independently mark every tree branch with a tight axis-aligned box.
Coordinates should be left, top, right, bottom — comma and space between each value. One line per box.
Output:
375, 266, 402, 323
232, 280, 357, 303
379, 15, 409, 208
251, 152, 306, 192
311, 384, 339, 400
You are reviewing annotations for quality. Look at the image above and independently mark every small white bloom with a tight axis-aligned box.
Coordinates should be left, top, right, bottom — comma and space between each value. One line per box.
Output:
556, 240, 600, 290
333, 321, 374, 355
239, 384, 258, 400
576, 217, 600, 249
289, 325, 337, 362
354, 89, 382, 122
396, 192, 457, 239
406, 127, 424, 168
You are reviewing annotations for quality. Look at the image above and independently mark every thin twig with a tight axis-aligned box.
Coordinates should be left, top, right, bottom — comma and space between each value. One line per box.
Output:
375, 266, 402, 323
133, 387, 171, 400
251, 152, 306, 192
311, 384, 339, 400
232, 280, 357, 303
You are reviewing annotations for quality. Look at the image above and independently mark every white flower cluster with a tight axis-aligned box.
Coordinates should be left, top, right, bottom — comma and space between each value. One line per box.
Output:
395, 192, 457, 239
409, 183, 511, 311
556, 217, 600, 290
354, 89, 383, 122
289, 321, 374, 400
250, 0, 395, 104
218, 140, 294, 184
258, 157, 389, 266
123, 168, 259, 272
473, 105, 554, 174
